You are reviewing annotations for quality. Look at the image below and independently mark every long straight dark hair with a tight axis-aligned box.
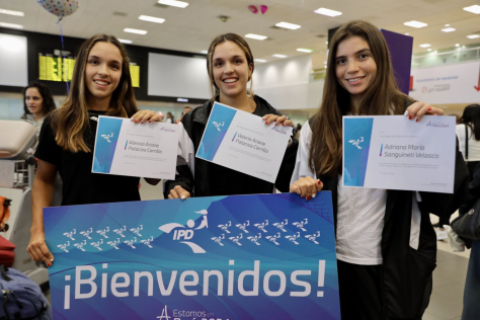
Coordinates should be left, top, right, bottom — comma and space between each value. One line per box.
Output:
461, 104, 480, 141
309, 20, 409, 176
52, 34, 138, 153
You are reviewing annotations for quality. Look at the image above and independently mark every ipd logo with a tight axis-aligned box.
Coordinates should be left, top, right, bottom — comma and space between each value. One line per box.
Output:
159, 210, 209, 253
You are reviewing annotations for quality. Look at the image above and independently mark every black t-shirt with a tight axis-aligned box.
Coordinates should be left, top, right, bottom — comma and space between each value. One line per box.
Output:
35, 111, 140, 206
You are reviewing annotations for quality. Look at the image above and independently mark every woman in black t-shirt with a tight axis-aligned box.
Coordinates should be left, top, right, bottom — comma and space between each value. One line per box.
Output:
27, 34, 161, 267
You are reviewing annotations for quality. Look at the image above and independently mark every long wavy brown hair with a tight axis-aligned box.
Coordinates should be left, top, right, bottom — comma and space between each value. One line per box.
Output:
206, 33, 255, 100
309, 20, 409, 176
52, 34, 138, 153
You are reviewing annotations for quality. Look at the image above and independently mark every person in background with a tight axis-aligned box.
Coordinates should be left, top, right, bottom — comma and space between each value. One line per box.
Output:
177, 106, 192, 124
456, 104, 480, 181
165, 111, 174, 124
27, 34, 161, 267
21, 82, 56, 136
289, 20, 468, 320
165, 33, 297, 199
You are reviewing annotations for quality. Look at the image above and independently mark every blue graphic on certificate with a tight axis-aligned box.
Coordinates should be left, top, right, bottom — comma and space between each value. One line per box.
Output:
196, 102, 292, 183
343, 115, 456, 193
92, 116, 180, 179
44, 193, 341, 320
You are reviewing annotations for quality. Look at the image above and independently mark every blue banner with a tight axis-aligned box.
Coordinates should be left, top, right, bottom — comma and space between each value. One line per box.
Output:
44, 193, 340, 320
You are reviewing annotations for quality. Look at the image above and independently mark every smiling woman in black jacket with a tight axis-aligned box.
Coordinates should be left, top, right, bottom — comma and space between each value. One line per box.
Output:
164, 33, 297, 199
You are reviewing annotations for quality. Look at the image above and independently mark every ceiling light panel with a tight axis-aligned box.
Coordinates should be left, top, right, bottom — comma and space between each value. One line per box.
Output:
419, 43, 431, 48
464, 5, 480, 14
467, 34, 480, 39
441, 27, 455, 33
118, 39, 133, 44
254, 59, 267, 63
297, 48, 313, 53
124, 28, 147, 35
245, 33, 267, 40
314, 8, 342, 17
275, 22, 301, 30
273, 54, 287, 58
404, 20, 428, 28
0, 22, 23, 29
139, 15, 165, 23
158, 0, 189, 8
0, 8, 24, 16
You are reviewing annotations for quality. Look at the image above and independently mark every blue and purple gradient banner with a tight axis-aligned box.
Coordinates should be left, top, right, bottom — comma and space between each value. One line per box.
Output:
92, 117, 123, 174
44, 193, 340, 320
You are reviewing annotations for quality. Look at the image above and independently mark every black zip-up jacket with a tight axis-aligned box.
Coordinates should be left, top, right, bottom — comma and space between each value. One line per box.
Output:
164, 95, 298, 197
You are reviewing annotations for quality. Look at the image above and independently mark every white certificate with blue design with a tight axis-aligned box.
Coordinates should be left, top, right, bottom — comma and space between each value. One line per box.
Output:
343, 115, 456, 193
92, 116, 180, 179
196, 102, 292, 183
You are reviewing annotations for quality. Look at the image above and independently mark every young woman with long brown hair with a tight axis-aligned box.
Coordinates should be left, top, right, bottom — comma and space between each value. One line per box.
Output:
27, 34, 161, 267
165, 33, 297, 199
290, 21, 468, 319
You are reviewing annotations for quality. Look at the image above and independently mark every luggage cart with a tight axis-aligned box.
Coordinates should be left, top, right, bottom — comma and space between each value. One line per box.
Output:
0, 120, 49, 287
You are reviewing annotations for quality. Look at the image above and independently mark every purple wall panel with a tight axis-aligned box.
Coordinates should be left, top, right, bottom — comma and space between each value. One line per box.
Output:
380, 29, 413, 95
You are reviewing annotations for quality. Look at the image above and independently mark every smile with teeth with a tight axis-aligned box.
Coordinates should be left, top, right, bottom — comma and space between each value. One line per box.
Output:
223, 78, 238, 83
346, 76, 366, 83
94, 79, 110, 86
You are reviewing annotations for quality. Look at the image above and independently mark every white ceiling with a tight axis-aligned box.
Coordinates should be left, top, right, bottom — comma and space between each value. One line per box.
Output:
1, 0, 480, 69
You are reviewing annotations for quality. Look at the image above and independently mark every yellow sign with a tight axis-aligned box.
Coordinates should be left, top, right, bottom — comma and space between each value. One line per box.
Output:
38, 55, 140, 88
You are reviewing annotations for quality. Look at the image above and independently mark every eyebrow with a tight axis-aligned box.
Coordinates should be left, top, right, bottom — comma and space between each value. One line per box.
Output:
213, 55, 244, 61
88, 55, 121, 64
336, 48, 371, 60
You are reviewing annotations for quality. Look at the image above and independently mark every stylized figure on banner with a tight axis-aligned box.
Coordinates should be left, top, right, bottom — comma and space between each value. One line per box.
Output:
247, 233, 262, 245
273, 219, 288, 232
229, 233, 243, 246
107, 238, 121, 250
218, 221, 232, 233
101, 132, 114, 143
211, 234, 225, 246
113, 226, 127, 237
57, 241, 70, 253
285, 232, 301, 245
213, 121, 225, 131
130, 225, 143, 237
124, 237, 137, 249
349, 136, 364, 149
96, 227, 110, 238
236, 220, 250, 233
158, 210, 209, 254
265, 233, 281, 245
90, 239, 104, 251
293, 218, 308, 231
141, 236, 154, 248
305, 231, 321, 244
80, 228, 93, 239
63, 229, 76, 241
254, 220, 269, 232
194, 210, 209, 229
74, 240, 87, 252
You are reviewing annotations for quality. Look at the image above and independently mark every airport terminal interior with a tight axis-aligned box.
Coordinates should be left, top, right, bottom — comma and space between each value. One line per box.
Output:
1, 0, 480, 319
